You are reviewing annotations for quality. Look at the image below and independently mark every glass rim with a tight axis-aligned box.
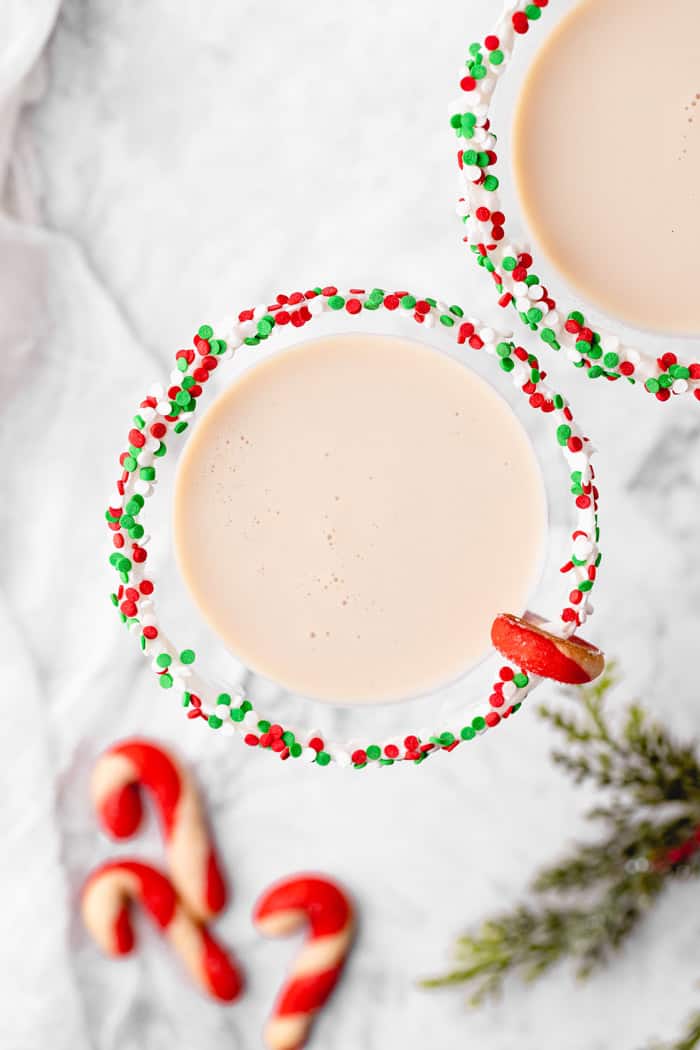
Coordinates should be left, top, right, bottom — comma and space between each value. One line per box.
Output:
105, 283, 602, 770
451, 0, 700, 403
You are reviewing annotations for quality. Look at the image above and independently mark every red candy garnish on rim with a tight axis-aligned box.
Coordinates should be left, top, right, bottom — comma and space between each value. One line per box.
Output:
491, 613, 605, 685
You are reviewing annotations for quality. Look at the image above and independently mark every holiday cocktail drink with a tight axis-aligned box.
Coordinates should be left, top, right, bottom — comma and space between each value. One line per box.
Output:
173, 332, 546, 704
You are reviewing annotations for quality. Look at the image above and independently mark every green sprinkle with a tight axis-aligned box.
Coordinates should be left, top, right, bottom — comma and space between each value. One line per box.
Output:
241, 699, 253, 713
603, 352, 620, 368
208, 714, 222, 729
450, 304, 464, 318
588, 365, 604, 378
483, 175, 499, 191
578, 580, 593, 592
159, 673, 173, 689
645, 378, 660, 393
123, 455, 137, 472
439, 732, 455, 746
282, 730, 295, 746
257, 719, 271, 733
140, 466, 156, 481
328, 295, 345, 310
129, 524, 144, 540
502, 256, 517, 272
365, 744, 381, 760
472, 715, 486, 732
316, 751, 331, 766
439, 314, 455, 327
182, 692, 191, 707
180, 649, 196, 665
154, 442, 167, 457
257, 318, 273, 337
499, 357, 515, 372
198, 324, 213, 339
568, 311, 585, 325
557, 424, 572, 445
460, 726, 476, 741
463, 149, 478, 165
513, 672, 529, 688
230, 707, 244, 722
525, 3, 541, 18
290, 742, 303, 758
527, 307, 543, 324
156, 653, 171, 668
177, 357, 188, 372
244, 336, 260, 346
400, 294, 416, 309
174, 421, 188, 434
490, 49, 504, 65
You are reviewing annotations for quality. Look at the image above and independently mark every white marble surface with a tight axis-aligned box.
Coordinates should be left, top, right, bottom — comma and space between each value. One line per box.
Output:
2, 2, 700, 1048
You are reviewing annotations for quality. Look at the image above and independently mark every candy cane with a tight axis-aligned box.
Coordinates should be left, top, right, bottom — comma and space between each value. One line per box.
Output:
91, 739, 226, 921
254, 875, 354, 1050
81, 860, 243, 1001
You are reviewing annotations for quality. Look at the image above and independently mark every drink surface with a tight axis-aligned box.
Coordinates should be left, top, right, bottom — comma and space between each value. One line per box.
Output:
173, 333, 546, 703
513, 0, 700, 335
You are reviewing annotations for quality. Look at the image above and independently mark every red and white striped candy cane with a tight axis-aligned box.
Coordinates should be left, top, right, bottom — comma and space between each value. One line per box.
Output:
81, 860, 243, 1001
254, 875, 355, 1050
91, 739, 226, 921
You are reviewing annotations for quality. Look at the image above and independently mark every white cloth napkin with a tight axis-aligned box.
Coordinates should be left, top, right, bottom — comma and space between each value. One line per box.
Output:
1, 6, 112, 1047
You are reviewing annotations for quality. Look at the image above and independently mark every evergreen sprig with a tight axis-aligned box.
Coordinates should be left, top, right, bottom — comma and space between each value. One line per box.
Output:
424, 669, 700, 1048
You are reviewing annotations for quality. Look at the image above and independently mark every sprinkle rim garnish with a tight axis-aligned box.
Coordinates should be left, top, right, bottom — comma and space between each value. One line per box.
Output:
106, 284, 601, 768
450, 0, 700, 403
